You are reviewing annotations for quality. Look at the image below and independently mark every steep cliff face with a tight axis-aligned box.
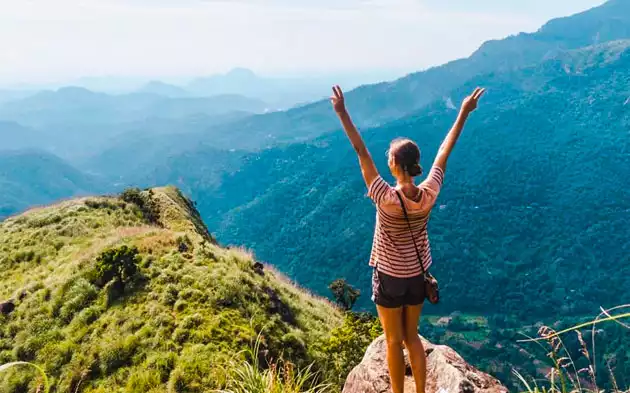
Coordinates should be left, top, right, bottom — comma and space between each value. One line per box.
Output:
343, 335, 507, 393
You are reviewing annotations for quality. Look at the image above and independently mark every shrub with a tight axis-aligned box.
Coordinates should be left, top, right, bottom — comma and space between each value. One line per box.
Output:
120, 188, 161, 225
145, 352, 177, 383
318, 312, 382, 387
58, 279, 98, 323
85, 199, 123, 211
328, 279, 360, 311
174, 300, 188, 312
13, 328, 63, 362
10, 250, 40, 265
125, 368, 162, 392
161, 284, 179, 306
37, 340, 75, 374
98, 334, 140, 375
177, 235, 193, 253
94, 245, 140, 291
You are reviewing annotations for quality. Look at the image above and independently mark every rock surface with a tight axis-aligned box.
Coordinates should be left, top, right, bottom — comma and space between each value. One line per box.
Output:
343, 335, 508, 393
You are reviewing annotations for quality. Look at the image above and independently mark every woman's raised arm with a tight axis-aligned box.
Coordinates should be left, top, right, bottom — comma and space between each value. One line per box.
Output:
331, 85, 379, 188
433, 87, 486, 172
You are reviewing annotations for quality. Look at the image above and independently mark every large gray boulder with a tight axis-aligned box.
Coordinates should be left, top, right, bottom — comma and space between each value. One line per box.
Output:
343, 335, 507, 393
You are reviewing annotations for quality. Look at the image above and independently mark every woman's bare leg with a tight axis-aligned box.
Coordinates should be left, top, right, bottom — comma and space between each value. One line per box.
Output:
403, 304, 426, 393
377, 305, 405, 393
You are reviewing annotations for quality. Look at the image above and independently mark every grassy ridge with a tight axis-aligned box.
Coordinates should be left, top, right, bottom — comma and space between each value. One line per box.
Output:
0, 187, 342, 392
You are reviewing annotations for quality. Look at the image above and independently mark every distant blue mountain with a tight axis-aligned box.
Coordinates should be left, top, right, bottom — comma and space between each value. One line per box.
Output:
187, 68, 337, 109
0, 121, 46, 150
137, 81, 191, 98
0, 150, 105, 218
0, 89, 36, 105
0, 87, 269, 129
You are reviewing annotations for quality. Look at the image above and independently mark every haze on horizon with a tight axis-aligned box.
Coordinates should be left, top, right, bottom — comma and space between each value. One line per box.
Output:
0, 0, 606, 88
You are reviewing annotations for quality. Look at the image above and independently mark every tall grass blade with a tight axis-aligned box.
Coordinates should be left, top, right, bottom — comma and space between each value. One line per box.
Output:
517, 313, 630, 343
0, 362, 50, 393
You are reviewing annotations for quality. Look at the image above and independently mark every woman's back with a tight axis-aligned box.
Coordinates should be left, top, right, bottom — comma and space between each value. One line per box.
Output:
368, 166, 444, 278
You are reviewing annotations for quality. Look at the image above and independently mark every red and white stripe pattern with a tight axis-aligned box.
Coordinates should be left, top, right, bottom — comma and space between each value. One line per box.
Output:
367, 166, 444, 278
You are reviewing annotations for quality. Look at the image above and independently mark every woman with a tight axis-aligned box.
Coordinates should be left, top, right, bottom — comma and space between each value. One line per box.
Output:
331, 85, 485, 393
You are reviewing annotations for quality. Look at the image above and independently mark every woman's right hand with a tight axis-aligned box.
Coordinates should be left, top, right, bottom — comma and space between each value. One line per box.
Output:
433, 87, 486, 172
461, 87, 486, 115
331, 85, 347, 115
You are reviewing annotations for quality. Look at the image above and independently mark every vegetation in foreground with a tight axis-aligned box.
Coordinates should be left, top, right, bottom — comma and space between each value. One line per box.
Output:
514, 306, 630, 393
4, 304, 628, 393
0, 187, 359, 392
2, 187, 628, 393
418, 307, 630, 392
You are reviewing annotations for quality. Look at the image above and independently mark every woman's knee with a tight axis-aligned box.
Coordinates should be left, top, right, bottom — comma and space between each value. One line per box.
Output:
403, 329, 421, 345
385, 333, 404, 350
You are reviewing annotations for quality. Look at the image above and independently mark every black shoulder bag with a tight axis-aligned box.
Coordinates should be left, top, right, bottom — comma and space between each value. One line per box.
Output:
395, 191, 440, 304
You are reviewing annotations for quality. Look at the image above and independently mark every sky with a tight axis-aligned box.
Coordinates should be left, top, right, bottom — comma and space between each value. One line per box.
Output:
0, 0, 606, 86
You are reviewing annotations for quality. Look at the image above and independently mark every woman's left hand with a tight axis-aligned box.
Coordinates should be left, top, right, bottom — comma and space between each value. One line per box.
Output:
331, 85, 347, 115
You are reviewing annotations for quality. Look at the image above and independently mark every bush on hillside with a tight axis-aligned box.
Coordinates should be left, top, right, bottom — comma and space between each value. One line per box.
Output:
177, 235, 193, 253
85, 199, 125, 211
328, 279, 360, 311
120, 188, 161, 225
318, 312, 382, 387
93, 245, 140, 292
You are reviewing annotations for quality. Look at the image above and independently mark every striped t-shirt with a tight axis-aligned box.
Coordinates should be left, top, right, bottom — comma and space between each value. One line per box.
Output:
367, 166, 444, 278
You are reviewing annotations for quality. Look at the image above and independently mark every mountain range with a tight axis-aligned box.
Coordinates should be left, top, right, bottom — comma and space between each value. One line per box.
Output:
193, 39, 630, 315
0, 87, 270, 129
2, 1, 630, 390
117, 0, 630, 317
1, 2, 629, 306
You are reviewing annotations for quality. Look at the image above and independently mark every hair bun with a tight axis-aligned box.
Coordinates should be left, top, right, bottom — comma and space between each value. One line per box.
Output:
407, 163, 422, 177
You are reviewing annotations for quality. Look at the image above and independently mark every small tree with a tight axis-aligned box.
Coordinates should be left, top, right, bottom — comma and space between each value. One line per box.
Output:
120, 188, 144, 208
94, 245, 140, 291
329, 279, 360, 311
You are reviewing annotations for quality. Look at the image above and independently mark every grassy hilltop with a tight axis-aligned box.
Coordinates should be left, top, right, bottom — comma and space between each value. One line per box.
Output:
0, 187, 344, 392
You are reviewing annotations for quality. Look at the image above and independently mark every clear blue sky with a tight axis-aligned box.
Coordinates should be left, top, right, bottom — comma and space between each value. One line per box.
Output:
0, 0, 606, 85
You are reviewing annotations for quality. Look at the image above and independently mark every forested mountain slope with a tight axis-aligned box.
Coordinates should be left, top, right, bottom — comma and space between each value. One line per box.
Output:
177, 41, 630, 316
59, 0, 630, 169
151, 0, 630, 152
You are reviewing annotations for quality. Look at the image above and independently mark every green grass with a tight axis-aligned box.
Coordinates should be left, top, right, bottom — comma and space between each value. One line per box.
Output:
215, 333, 335, 393
512, 307, 630, 393
0, 187, 343, 392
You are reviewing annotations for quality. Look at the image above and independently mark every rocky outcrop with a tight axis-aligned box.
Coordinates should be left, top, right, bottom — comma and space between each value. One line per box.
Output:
343, 335, 507, 393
